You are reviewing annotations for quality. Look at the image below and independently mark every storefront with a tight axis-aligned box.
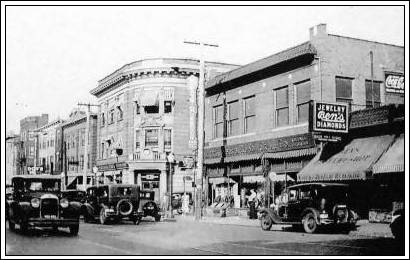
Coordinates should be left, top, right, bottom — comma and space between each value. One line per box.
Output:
97, 162, 129, 185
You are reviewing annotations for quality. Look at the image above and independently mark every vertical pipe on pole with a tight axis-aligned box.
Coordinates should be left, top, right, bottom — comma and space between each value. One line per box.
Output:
370, 51, 374, 108
83, 106, 90, 190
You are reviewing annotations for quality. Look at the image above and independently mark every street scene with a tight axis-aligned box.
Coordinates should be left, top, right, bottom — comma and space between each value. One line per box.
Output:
2, 3, 407, 258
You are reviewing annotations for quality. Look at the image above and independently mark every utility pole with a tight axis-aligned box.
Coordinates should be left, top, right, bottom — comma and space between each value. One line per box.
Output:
370, 51, 375, 108
78, 102, 99, 190
183, 40, 219, 220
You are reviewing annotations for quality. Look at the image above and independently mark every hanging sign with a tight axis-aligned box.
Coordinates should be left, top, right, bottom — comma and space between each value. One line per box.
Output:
313, 102, 348, 133
385, 71, 404, 94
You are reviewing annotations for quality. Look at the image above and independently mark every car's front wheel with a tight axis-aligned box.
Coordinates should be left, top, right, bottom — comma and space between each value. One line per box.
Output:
303, 213, 318, 233
260, 213, 273, 231
99, 208, 108, 225
69, 224, 79, 235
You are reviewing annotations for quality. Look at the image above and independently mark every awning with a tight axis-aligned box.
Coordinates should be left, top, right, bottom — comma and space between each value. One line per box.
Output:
263, 147, 318, 159
373, 134, 404, 174
243, 175, 265, 183
224, 153, 262, 163
298, 135, 395, 182
140, 88, 159, 106
209, 177, 236, 185
269, 172, 295, 182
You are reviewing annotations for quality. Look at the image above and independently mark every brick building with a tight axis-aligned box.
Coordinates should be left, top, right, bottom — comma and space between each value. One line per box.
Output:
6, 134, 22, 184
19, 114, 49, 174
90, 58, 238, 206
203, 24, 404, 215
61, 108, 98, 190
34, 119, 65, 175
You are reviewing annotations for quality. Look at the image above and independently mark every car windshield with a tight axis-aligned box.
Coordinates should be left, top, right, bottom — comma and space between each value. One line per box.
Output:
24, 179, 60, 192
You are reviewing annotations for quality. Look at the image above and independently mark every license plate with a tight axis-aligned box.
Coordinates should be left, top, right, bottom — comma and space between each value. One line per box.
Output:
44, 215, 57, 219
320, 213, 328, 219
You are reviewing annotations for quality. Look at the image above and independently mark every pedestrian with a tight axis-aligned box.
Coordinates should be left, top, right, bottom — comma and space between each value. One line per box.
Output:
248, 189, 257, 219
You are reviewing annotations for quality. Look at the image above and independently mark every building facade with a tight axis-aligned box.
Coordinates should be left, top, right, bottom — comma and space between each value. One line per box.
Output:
61, 108, 98, 190
90, 58, 238, 207
6, 134, 22, 184
203, 24, 404, 215
34, 119, 65, 175
19, 114, 49, 174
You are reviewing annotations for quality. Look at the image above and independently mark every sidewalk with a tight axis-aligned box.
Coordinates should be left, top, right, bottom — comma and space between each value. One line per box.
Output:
174, 215, 393, 238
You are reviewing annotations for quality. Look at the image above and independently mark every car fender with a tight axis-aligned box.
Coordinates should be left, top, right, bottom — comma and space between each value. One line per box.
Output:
301, 207, 320, 224
69, 201, 82, 211
259, 208, 282, 224
82, 203, 95, 216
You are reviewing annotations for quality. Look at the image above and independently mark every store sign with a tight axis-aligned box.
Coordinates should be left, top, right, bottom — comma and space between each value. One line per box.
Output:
313, 133, 342, 142
313, 102, 348, 133
141, 174, 159, 181
385, 71, 404, 94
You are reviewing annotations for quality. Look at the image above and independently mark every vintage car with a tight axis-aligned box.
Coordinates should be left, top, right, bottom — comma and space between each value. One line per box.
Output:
82, 184, 161, 224
390, 208, 404, 241
60, 190, 87, 204
259, 183, 358, 233
7, 175, 81, 235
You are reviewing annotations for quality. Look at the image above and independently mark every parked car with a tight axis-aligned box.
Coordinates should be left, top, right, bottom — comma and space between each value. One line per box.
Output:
390, 208, 404, 241
82, 184, 160, 224
5, 185, 13, 220
60, 190, 87, 204
7, 175, 81, 235
259, 183, 358, 233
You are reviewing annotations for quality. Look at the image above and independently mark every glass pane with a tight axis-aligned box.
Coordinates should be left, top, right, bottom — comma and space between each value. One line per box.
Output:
365, 80, 381, 102
215, 122, 223, 138
297, 103, 310, 123
245, 115, 255, 133
228, 101, 239, 120
244, 96, 255, 116
335, 77, 352, 99
214, 105, 224, 123
276, 108, 289, 127
228, 119, 240, 136
145, 129, 159, 146
296, 81, 311, 104
276, 87, 288, 108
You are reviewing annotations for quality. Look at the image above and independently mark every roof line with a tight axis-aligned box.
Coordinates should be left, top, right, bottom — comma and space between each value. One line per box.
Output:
328, 34, 404, 48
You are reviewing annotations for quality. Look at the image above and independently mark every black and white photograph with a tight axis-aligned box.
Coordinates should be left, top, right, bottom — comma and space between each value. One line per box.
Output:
1, 1, 408, 258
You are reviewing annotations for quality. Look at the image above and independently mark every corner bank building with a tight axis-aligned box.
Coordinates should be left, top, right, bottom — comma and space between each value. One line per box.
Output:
90, 58, 237, 207
203, 24, 404, 218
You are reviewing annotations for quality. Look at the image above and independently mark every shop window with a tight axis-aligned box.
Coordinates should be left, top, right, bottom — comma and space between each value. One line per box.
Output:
275, 87, 289, 127
145, 129, 159, 147
213, 105, 224, 139
108, 109, 115, 124
228, 101, 240, 136
335, 76, 353, 110
244, 96, 256, 134
117, 106, 123, 121
365, 80, 381, 108
145, 105, 159, 114
296, 80, 311, 124
135, 130, 140, 149
164, 101, 172, 113
164, 129, 172, 151
101, 113, 105, 127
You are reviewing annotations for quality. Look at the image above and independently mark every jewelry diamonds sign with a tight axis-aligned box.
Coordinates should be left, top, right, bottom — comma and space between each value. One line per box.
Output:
313, 102, 348, 133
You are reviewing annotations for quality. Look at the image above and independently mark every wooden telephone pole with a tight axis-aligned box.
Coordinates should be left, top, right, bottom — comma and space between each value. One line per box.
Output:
183, 40, 219, 220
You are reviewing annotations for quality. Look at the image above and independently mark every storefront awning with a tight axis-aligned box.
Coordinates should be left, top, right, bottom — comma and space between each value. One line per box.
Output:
243, 175, 265, 183
373, 134, 404, 174
263, 147, 318, 159
224, 153, 262, 163
269, 172, 295, 182
298, 135, 395, 182
209, 177, 236, 185
140, 89, 159, 106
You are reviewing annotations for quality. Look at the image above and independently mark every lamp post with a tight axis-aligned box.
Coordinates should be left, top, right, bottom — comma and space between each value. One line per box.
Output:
167, 153, 175, 218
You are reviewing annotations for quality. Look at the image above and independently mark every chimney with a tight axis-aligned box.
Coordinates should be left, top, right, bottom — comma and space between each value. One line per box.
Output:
309, 23, 327, 39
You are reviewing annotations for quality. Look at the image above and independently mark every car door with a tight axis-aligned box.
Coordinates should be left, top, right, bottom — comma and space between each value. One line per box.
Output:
86, 187, 98, 215
285, 188, 301, 222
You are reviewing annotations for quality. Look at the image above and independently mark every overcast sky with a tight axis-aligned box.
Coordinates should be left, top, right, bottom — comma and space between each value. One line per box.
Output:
5, 5, 404, 133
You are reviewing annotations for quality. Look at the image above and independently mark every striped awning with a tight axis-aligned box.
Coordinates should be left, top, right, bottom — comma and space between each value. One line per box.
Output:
209, 177, 236, 185
263, 147, 318, 159
373, 134, 404, 174
243, 175, 265, 183
224, 153, 262, 163
298, 135, 395, 182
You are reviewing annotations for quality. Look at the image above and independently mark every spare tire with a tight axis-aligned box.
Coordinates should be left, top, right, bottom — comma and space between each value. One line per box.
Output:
117, 199, 133, 216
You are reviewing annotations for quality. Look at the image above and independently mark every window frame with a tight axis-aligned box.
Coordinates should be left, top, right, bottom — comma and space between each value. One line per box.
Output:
243, 96, 256, 134
227, 100, 240, 137
295, 80, 311, 124
164, 128, 172, 151
275, 87, 289, 127
145, 128, 159, 147
213, 105, 224, 139
365, 79, 382, 108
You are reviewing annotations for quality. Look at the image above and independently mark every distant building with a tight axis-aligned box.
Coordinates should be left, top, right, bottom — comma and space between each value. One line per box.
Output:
6, 134, 21, 184
203, 24, 404, 214
90, 58, 238, 206
19, 114, 49, 174
61, 108, 98, 190
34, 119, 65, 175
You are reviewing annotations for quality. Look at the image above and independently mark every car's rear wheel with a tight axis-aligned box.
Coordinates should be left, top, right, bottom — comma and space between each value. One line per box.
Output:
260, 213, 273, 231
69, 224, 79, 236
303, 213, 317, 234
99, 208, 107, 225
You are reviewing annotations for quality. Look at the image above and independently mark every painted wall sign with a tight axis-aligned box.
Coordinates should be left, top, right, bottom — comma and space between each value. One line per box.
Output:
385, 71, 404, 94
313, 102, 348, 133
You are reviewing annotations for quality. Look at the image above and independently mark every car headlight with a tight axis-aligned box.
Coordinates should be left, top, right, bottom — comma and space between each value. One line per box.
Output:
60, 198, 69, 208
31, 198, 40, 208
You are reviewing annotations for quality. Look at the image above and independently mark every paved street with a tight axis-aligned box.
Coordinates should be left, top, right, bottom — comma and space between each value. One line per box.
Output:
5, 218, 404, 256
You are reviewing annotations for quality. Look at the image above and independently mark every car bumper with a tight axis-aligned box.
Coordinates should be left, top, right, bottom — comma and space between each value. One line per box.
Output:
27, 218, 79, 227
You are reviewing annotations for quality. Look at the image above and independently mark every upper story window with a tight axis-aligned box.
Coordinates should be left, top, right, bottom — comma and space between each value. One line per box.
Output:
365, 80, 381, 108
145, 129, 159, 147
101, 113, 105, 127
81, 130, 85, 146
335, 76, 353, 111
296, 80, 311, 124
227, 101, 240, 136
164, 129, 172, 151
135, 129, 141, 150
117, 106, 123, 121
164, 101, 172, 113
101, 143, 105, 159
145, 105, 159, 114
108, 109, 115, 124
243, 96, 256, 134
275, 87, 289, 127
213, 105, 224, 139
135, 102, 140, 115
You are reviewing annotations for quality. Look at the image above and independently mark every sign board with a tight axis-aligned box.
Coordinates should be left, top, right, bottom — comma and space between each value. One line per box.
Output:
313, 102, 348, 133
183, 176, 193, 181
183, 156, 194, 169
385, 71, 404, 94
313, 133, 342, 142
141, 174, 160, 181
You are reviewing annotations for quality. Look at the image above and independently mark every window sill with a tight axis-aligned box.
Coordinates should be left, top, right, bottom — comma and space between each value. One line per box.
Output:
272, 122, 309, 132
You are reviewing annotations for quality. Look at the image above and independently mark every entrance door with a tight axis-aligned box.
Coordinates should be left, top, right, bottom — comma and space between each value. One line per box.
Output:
139, 172, 160, 202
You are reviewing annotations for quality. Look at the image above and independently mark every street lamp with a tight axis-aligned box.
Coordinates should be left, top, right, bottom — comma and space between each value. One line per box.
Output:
167, 153, 176, 218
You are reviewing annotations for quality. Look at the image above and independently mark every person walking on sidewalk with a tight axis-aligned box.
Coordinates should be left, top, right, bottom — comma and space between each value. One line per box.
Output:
248, 189, 257, 219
